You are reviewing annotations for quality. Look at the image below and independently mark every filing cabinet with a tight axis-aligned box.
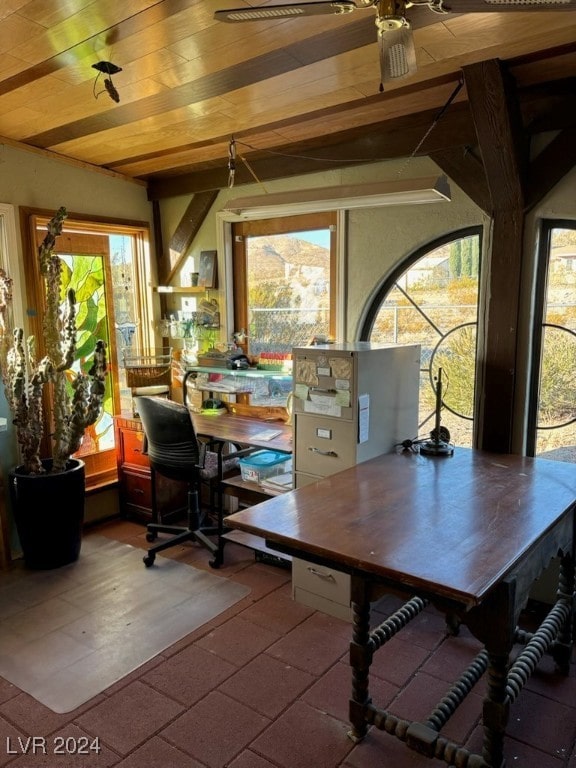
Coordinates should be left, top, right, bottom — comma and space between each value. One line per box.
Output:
291, 342, 420, 618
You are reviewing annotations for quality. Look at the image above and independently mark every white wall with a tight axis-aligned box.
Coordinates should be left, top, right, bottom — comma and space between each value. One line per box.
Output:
0, 142, 154, 312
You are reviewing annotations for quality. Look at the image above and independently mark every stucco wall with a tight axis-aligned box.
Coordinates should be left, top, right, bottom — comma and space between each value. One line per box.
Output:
160, 156, 488, 342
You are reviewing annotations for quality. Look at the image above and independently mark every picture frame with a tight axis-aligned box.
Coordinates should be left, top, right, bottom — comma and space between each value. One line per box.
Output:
198, 250, 217, 289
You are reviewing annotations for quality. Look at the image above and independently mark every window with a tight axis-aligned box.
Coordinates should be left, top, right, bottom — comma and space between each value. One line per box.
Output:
21, 209, 154, 488
232, 212, 337, 360
361, 228, 482, 448
529, 221, 576, 460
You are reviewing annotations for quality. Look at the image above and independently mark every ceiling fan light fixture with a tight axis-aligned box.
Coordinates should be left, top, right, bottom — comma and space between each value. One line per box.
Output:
377, 18, 417, 88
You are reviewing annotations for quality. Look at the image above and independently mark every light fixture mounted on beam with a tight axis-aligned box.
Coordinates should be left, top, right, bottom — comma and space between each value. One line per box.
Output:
92, 61, 122, 103
222, 175, 451, 219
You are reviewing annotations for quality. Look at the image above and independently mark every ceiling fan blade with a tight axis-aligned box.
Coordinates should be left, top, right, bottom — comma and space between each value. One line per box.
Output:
436, 0, 575, 11
214, 1, 361, 22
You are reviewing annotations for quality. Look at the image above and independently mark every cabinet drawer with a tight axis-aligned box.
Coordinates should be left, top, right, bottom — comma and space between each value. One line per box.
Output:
294, 471, 321, 489
121, 428, 148, 468
292, 557, 350, 604
122, 470, 152, 508
294, 415, 356, 476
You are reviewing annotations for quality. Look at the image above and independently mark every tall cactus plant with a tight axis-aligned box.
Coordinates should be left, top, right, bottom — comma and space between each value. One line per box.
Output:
0, 207, 107, 475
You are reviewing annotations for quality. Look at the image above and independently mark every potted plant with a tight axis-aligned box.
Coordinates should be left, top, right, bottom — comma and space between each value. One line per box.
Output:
0, 207, 107, 569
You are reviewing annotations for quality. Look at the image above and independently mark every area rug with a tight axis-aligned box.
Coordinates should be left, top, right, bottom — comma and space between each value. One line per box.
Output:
0, 535, 250, 713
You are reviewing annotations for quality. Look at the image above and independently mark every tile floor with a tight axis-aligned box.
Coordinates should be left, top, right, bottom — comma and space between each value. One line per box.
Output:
0, 517, 575, 768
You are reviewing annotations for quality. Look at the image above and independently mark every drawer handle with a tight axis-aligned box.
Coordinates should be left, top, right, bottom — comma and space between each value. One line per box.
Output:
307, 567, 336, 582
133, 488, 144, 495
308, 447, 338, 457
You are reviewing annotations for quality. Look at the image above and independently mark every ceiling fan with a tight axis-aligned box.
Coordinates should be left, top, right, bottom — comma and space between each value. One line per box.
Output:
214, 0, 576, 90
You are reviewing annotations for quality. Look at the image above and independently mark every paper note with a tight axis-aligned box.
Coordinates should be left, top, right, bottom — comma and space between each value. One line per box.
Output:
251, 430, 282, 441
295, 383, 309, 400
358, 393, 370, 443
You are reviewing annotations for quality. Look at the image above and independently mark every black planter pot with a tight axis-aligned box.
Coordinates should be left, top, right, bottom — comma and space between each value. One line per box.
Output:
9, 458, 85, 569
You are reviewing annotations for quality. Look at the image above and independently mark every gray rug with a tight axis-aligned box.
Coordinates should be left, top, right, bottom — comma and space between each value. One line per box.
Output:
0, 535, 250, 713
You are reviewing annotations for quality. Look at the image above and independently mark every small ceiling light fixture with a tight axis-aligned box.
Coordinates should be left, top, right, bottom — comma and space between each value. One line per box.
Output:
92, 61, 122, 104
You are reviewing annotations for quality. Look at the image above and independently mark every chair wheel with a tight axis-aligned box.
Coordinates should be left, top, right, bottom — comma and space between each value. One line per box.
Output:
146, 531, 157, 542
143, 553, 156, 567
209, 554, 222, 569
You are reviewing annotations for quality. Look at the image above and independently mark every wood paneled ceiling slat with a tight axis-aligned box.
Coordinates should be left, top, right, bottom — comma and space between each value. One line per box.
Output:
0, 3, 575, 193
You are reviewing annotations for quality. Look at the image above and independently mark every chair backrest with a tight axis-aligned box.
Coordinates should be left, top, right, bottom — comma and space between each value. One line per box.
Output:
135, 396, 201, 481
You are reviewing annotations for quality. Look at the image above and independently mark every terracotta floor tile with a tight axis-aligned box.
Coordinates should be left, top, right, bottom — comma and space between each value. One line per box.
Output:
218, 651, 315, 718
195, 614, 281, 665
161, 690, 270, 768
113, 736, 205, 768
75, 681, 183, 755
239, 585, 314, 634
368, 635, 431, 687
388, 670, 483, 745
227, 749, 285, 768
266, 617, 350, 675
302, 659, 398, 724
142, 643, 237, 705
251, 700, 353, 768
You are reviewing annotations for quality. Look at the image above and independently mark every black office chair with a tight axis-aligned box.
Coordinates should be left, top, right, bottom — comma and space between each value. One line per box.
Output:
135, 396, 237, 569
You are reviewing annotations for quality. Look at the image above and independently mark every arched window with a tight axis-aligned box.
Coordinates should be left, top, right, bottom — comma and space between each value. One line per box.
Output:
361, 228, 482, 448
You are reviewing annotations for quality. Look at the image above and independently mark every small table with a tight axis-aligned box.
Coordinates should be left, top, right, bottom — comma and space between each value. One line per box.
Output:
226, 449, 575, 767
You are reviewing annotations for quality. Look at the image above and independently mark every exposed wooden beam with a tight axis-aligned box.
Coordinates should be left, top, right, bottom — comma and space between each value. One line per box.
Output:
161, 191, 219, 285
147, 103, 477, 199
430, 146, 491, 214
463, 59, 528, 454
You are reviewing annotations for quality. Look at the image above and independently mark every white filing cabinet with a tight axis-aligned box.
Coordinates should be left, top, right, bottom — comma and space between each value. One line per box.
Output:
291, 342, 420, 619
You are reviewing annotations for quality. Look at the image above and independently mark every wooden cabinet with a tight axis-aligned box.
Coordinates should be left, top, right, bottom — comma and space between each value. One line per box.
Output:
113, 415, 188, 523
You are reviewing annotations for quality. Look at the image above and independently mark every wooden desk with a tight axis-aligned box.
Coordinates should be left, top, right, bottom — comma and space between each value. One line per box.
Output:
191, 411, 292, 565
226, 449, 576, 767
191, 411, 292, 455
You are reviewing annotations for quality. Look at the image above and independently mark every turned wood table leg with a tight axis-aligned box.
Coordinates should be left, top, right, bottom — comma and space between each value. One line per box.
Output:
467, 579, 517, 768
348, 577, 373, 743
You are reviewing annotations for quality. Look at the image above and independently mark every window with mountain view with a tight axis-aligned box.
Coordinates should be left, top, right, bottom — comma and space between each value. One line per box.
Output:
232, 213, 337, 360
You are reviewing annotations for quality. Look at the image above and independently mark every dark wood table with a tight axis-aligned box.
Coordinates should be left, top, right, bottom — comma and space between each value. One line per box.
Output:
226, 448, 576, 768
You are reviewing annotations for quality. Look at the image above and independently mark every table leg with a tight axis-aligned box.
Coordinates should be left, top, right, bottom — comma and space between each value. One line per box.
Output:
348, 577, 373, 742
466, 579, 516, 768
552, 550, 575, 674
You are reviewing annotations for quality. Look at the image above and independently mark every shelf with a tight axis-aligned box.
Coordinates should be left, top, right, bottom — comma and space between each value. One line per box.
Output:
222, 530, 292, 563
154, 286, 212, 294
185, 365, 291, 378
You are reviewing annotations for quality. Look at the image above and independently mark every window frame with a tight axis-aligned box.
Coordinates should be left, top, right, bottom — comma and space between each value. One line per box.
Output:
19, 208, 154, 488
360, 226, 483, 446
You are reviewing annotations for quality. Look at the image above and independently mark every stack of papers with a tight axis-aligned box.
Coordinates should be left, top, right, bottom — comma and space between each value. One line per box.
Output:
260, 472, 293, 493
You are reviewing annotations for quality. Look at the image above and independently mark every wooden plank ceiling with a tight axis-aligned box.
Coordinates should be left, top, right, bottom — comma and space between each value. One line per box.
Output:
1, 1, 576, 202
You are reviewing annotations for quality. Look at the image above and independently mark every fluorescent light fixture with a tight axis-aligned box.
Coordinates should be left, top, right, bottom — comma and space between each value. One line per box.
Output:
222, 175, 451, 219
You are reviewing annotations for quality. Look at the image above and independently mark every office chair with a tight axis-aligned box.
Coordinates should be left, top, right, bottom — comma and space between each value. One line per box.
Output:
135, 396, 238, 569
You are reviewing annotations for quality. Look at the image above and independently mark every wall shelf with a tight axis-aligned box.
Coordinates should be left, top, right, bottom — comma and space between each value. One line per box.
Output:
154, 286, 209, 294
